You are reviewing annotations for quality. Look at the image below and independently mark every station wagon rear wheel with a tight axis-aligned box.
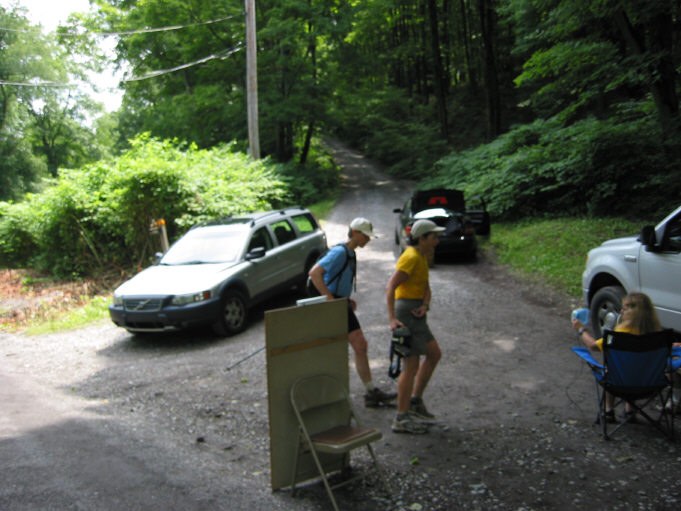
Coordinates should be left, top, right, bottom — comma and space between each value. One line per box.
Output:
213, 289, 248, 336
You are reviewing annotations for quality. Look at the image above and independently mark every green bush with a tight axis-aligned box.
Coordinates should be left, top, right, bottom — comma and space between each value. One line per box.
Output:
0, 134, 339, 277
0, 201, 35, 268
423, 107, 681, 220
0, 135, 48, 202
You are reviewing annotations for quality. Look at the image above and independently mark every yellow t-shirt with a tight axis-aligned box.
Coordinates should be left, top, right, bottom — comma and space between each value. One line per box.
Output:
595, 324, 640, 351
395, 246, 429, 300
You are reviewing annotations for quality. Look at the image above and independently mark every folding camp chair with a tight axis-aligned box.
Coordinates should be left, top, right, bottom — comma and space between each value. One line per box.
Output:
289, 374, 389, 510
572, 329, 676, 440
672, 345, 681, 372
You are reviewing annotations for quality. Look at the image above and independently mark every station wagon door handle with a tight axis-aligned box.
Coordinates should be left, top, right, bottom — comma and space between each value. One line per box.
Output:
624, 255, 637, 262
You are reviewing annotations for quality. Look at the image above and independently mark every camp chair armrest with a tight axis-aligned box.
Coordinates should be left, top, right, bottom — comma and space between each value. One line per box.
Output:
571, 346, 604, 370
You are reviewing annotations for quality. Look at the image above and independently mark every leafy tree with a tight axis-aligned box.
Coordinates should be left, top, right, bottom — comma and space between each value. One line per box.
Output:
25, 89, 106, 176
510, 0, 679, 134
0, 6, 50, 199
0, 5, 111, 199
96, 0, 352, 164
94, 1, 251, 151
322, 0, 519, 169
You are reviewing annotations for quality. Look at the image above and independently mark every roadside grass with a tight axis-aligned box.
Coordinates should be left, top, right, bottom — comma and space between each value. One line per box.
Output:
3, 213, 645, 334
0, 268, 111, 335
307, 196, 338, 227
486, 217, 643, 298
24, 296, 111, 335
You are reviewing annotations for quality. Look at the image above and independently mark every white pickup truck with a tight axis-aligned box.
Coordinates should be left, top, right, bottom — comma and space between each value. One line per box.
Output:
582, 205, 681, 337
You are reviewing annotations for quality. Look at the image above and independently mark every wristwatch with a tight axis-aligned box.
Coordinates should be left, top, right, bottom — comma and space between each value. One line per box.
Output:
578, 327, 586, 335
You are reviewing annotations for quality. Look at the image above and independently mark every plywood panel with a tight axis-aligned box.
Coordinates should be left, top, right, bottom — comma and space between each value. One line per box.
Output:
265, 298, 348, 490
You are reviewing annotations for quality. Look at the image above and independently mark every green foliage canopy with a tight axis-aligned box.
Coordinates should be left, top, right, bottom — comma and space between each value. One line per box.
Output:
424, 105, 679, 220
0, 134, 338, 277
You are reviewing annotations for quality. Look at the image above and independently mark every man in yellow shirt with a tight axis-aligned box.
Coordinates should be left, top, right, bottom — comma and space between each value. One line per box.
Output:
386, 219, 444, 434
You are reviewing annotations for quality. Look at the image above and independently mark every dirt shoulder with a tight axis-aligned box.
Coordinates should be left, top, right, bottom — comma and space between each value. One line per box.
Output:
0, 269, 111, 332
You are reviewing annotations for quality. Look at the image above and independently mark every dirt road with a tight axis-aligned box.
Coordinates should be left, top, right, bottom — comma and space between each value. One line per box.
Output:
1, 141, 680, 510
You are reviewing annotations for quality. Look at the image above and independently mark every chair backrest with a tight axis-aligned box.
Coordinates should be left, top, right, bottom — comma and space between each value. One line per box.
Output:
290, 374, 351, 435
602, 329, 675, 391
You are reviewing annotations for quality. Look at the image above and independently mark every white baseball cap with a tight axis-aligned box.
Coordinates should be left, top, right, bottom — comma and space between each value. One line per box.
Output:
350, 217, 375, 238
410, 219, 445, 238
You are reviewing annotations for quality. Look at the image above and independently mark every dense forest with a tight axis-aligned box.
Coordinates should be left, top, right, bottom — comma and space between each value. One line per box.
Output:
1, 0, 679, 276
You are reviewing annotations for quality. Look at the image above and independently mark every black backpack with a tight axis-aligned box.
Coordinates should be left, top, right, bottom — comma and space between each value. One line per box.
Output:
305, 243, 355, 297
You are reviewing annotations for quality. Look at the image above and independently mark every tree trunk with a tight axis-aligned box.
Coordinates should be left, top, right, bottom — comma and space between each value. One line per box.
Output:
614, 9, 680, 136
646, 11, 679, 134
459, 0, 475, 87
478, 0, 501, 139
441, 0, 452, 90
276, 122, 294, 162
427, 0, 449, 139
299, 121, 313, 165
0, 87, 8, 132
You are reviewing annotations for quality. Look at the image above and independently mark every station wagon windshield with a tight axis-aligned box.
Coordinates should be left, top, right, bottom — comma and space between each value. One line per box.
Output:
161, 226, 249, 265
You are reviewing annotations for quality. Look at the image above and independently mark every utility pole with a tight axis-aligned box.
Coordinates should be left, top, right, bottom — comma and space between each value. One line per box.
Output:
245, 0, 260, 159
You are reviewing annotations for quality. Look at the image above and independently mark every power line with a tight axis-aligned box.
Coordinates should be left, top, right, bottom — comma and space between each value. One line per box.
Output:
0, 44, 243, 88
0, 15, 237, 37
123, 44, 243, 82
99, 15, 237, 36
1, 15, 244, 90
0, 80, 73, 87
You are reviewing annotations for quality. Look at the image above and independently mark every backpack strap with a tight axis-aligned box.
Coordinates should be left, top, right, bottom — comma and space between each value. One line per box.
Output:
326, 243, 355, 292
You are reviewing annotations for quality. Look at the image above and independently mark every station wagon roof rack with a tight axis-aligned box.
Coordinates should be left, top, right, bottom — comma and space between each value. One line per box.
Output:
195, 206, 307, 228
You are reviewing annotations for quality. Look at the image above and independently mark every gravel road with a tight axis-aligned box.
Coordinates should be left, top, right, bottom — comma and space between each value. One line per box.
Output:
2, 141, 680, 510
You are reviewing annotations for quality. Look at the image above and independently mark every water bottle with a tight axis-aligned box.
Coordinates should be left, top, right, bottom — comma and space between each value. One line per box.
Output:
571, 308, 589, 324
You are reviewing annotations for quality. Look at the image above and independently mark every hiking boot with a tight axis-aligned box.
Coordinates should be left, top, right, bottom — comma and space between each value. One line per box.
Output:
391, 413, 428, 434
410, 397, 435, 419
364, 387, 397, 408
407, 409, 438, 425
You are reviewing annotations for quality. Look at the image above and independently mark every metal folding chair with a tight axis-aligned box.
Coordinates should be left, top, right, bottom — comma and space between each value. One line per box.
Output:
289, 374, 389, 510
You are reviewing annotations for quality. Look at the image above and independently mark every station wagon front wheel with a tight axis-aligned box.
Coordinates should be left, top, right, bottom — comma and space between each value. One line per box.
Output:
213, 289, 248, 336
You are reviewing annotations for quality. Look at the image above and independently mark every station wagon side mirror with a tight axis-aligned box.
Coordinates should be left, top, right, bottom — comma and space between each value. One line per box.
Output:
154, 252, 164, 264
639, 225, 657, 251
246, 246, 266, 260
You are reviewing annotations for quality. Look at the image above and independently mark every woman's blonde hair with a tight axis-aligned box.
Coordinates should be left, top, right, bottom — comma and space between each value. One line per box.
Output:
620, 292, 662, 334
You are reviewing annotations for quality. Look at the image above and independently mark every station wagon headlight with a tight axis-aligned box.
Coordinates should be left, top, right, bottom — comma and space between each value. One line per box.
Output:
171, 290, 213, 306
113, 295, 123, 306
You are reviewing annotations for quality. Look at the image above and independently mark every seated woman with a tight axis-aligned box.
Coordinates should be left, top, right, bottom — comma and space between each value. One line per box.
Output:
572, 292, 663, 422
